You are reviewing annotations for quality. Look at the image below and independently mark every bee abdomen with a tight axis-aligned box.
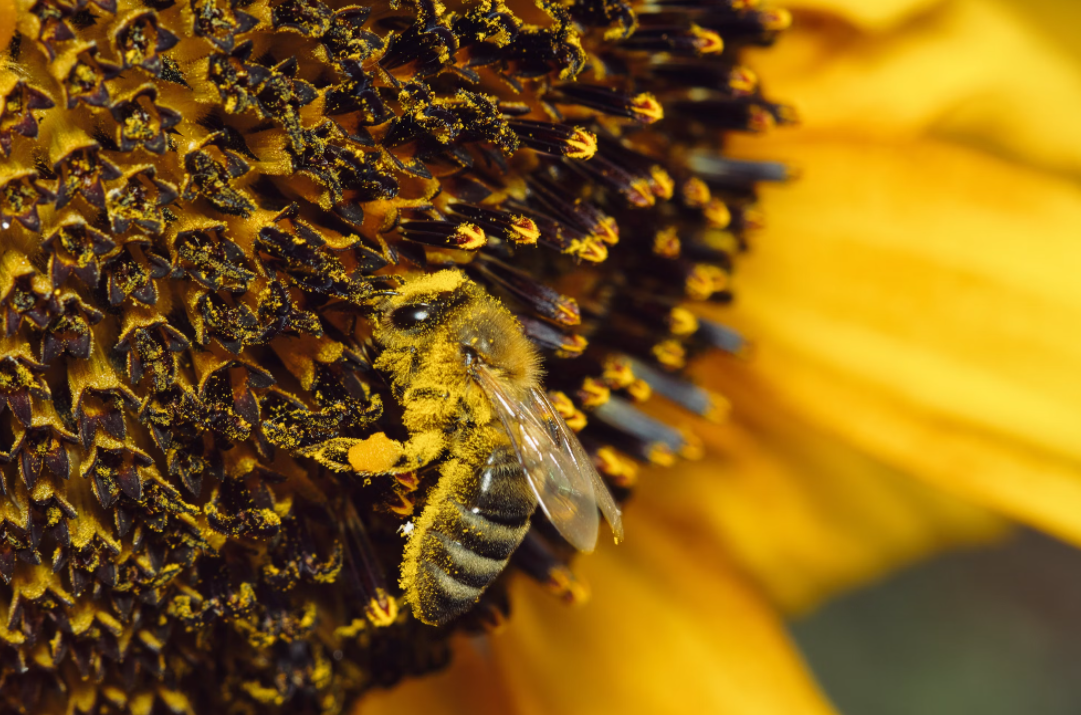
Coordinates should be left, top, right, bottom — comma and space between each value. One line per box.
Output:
411, 531, 519, 624
430, 532, 513, 589
407, 447, 536, 624
447, 500, 528, 560
470, 447, 537, 526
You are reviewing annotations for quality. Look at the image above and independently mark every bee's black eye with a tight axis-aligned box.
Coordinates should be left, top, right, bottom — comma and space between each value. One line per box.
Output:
390, 303, 434, 329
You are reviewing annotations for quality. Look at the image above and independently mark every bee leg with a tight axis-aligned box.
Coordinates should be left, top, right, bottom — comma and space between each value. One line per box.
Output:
400, 429, 445, 467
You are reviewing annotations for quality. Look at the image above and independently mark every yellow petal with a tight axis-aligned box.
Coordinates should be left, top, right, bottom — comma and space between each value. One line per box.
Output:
645, 366, 1007, 614
714, 133, 1081, 548
743, 0, 1081, 178
364, 486, 838, 715
784, 0, 939, 29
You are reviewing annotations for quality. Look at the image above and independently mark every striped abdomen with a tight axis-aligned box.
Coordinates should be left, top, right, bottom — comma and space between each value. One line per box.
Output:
406, 445, 536, 625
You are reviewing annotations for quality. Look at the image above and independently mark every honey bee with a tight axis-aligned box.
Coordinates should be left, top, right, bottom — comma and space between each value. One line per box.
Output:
370, 270, 623, 626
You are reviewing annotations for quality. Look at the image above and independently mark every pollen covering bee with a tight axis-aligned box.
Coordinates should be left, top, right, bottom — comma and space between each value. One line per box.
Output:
370, 270, 623, 626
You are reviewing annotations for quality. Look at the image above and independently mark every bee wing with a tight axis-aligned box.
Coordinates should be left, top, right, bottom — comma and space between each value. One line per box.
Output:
475, 365, 624, 552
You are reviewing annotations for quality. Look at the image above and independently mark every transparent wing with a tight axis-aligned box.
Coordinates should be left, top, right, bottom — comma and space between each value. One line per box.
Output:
475, 365, 623, 552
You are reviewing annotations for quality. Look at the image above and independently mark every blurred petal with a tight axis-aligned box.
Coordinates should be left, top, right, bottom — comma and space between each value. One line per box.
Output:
744, 0, 1081, 177
645, 370, 1007, 614
784, 0, 938, 29
713, 133, 1081, 549
364, 494, 839, 715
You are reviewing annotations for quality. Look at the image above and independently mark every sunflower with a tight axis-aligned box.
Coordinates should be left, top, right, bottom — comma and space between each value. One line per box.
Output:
362, 0, 1081, 712
0, 0, 800, 710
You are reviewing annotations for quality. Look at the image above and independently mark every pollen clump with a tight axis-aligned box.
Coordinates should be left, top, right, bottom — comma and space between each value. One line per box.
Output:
0, 0, 791, 707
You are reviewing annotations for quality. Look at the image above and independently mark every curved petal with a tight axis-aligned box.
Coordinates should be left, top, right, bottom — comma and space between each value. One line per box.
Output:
742, 0, 1081, 178
643, 372, 1007, 615
713, 133, 1081, 549
363, 491, 839, 715
785, 0, 940, 29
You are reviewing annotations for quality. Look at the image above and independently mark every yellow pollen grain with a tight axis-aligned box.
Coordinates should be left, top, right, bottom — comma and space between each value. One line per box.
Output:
347, 433, 405, 473
577, 237, 608, 263
668, 307, 699, 336
646, 444, 677, 466
564, 408, 587, 432
704, 198, 732, 228
679, 431, 705, 460
595, 447, 622, 476
596, 216, 620, 245
704, 263, 730, 292
365, 590, 399, 627
552, 298, 581, 327
596, 446, 638, 487
548, 391, 577, 421
556, 333, 589, 359
747, 104, 775, 133
689, 25, 724, 54
650, 166, 674, 200
565, 127, 597, 160
453, 222, 487, 250
509, 215, 540, 244
652, 339, 686, 370
627, 178, 656, 208
388, 492, 416, 516
626, 379, 652, 402
682, 177, 711, 208
702, 392, 732, 423
685, 265, 717, 300
728, 66, 759, 96
602, 357, 636, 389
762, 8, 792, 31
653, 227, 681, 258
578, 378, 611, 408
547, 567, 590, 605
743, 207, 767, 231
400, 269, 468, 297
630, 93, 664, 124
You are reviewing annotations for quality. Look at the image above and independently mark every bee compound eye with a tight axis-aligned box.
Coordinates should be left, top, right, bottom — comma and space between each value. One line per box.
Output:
390, 303, 434, 329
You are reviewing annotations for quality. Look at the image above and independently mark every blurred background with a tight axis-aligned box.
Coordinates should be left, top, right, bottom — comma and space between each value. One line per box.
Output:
794, 532, 1081, 715
785, 3, 1081, 711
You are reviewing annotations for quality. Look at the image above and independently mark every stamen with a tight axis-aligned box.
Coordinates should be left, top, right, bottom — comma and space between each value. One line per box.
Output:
685, 151, 794, 186
682, 177, 712, 208
625, 356, 729, 422
549, 84, 664, 124
513, 533, 590, 605
590, 396, 693, 462
338, 499, 398, 627
447, 204, 540, 245
620, 23, 723, 55
398, 220, 488, 251
472, 257, 581, 326
518, 316, 589, 358
548, 390, 588, 431
671, 95, 777, 131
508, 120, 598, 159
523, 175, 619, 244
695, 317, 750, 355
647, 59, 758, 96
590, 444, 638, 487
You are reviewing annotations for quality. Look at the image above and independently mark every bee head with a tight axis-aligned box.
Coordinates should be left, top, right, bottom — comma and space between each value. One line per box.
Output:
374, 271, 471, 339
372, 270, 542, 398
